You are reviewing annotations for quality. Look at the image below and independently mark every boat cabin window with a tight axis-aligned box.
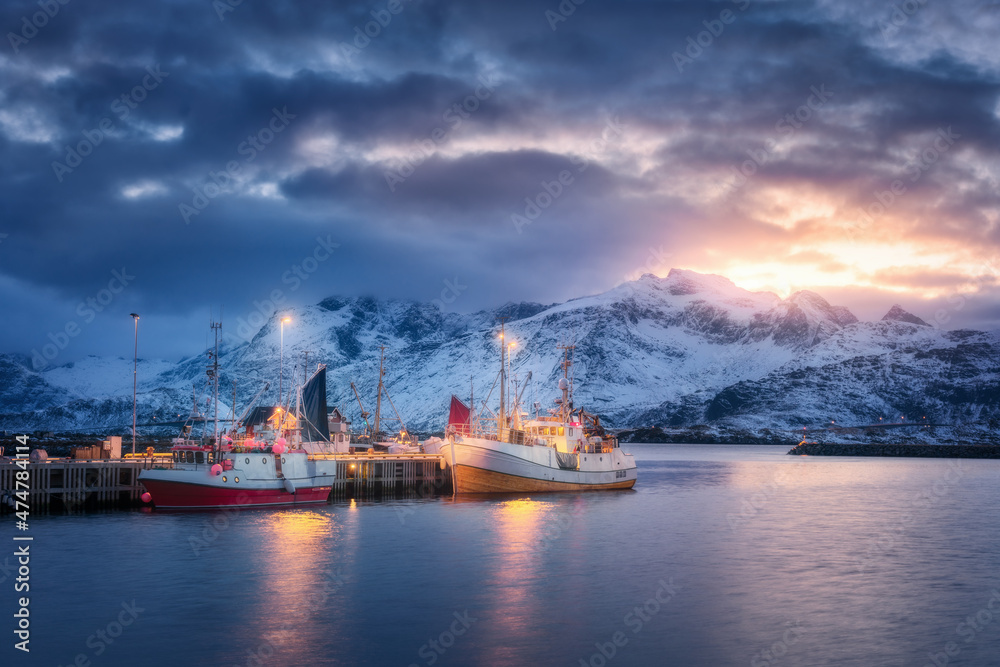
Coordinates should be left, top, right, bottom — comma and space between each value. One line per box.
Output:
558, 427, 565, 436
196, 451, 205, 464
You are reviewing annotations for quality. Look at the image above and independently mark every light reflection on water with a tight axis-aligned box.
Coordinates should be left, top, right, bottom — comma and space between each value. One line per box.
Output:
5, 444, 1000, 666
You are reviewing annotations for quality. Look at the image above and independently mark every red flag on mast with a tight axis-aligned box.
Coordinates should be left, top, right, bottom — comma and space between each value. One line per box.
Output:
448, 395, 470, 431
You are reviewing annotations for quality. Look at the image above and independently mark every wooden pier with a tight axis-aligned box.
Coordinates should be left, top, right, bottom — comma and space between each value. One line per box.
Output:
319, 453, 449, 499
0, 457, 153, 512
0, 453, 450, 513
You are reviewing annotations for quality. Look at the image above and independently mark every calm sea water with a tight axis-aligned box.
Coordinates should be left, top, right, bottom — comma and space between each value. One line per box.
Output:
4, 444, 1000, 666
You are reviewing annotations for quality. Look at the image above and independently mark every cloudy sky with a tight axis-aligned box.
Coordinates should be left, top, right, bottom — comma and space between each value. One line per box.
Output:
2, 0, 999, 365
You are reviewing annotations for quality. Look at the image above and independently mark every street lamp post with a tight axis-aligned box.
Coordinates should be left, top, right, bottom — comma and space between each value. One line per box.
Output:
130, 313, 139, 456
279, 316, 291, 406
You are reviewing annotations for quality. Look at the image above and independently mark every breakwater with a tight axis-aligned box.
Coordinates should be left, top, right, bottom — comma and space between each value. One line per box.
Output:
787, 442, 1000, 458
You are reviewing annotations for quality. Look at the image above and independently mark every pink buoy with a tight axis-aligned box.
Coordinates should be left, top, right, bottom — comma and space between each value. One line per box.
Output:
245, 438, 255, 449
276, 437, 287, 446
272, 442, 286, 455
210, 464, 223, 476
141, 492, 152, 503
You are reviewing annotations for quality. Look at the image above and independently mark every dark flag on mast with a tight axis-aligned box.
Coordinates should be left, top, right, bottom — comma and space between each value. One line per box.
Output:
448, 395, 470, 431
301, 366, 330, 442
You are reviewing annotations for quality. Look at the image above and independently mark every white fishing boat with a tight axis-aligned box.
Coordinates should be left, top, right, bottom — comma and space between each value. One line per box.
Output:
443, 327, 637, 493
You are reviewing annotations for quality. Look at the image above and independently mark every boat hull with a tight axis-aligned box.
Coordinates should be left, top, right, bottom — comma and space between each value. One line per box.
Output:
138, 477, 331, 509
446, 436, 637, 494
139, 451, 334, 509
452, 463, 635, 493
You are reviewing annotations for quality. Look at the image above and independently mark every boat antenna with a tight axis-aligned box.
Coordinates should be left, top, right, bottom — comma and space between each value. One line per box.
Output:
498, 317, 508, 435
210, 318, 222, 450
373, 345, 386, 443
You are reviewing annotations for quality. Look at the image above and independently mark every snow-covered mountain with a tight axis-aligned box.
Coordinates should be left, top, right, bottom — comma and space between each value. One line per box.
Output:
3, 269, 998, 443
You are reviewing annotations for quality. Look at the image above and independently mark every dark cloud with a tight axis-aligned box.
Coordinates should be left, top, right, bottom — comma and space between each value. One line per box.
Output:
2, 0, 999, 361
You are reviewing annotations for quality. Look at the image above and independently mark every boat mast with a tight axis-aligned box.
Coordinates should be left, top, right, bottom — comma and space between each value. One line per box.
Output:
210, 319, 221, 448
373, 345, 385, 443
498, 318, 508, 434
301, 350, 313, 385
557, 344, 574, 423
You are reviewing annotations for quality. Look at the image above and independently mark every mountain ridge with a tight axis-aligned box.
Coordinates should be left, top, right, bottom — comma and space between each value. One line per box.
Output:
2, 270, 998, 443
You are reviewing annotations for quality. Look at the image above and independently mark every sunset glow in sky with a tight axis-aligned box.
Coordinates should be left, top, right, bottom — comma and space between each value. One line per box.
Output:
2, 0, 999, 360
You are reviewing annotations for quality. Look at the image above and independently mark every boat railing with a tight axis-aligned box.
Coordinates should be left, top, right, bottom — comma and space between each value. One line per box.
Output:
448, 423, 531, 446
578, 442, 615, 454
447, 423, 498, 440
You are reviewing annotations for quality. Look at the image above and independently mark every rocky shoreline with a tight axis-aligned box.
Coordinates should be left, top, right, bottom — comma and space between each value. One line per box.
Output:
787, 442, 1000, 458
